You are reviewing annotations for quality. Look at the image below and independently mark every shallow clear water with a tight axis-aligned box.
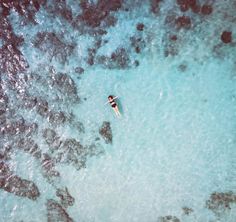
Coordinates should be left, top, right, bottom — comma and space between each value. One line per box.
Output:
0, 1, 236, 222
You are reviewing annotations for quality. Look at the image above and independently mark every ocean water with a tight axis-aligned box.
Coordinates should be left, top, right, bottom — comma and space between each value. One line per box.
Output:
0, 1, 236, 222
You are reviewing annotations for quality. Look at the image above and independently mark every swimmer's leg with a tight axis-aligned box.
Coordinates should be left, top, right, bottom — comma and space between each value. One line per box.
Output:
112, 108, 118, 116
115, 107, 121, 116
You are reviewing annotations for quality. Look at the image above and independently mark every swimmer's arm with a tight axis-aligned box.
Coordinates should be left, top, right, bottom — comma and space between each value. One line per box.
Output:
104, 96, 118, 105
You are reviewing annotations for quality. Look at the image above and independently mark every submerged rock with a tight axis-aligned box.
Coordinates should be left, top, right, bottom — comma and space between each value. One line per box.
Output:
56, 138, 87, 170
0, 15, 28, 75
75, 67, 84, 74
42, 128, 62, 151
1, 119, 25, 137
170, 35, 178, 41
52, 73, 78, 97
67, 114, 85, 133
56, 187, 75, 208
182, 207, 193, 215
178, 64, 187, 72
22, 94, 37, 109
16, 138, 42, 159
48, 111, 66, 125
102, 15, 117, 28
78, 0, 122, 28
176, 0, 199, 13
130, 36, 146, 54
36, 98, 49, 117
33, 32, 75, 63
0, 16, 28, 76
87, 39, 130, 69
0, 14, 12, 38
87, 48, 97, 66
1, 118, 38, 139
175, 16, 191, 29
158, 215, 180, 222
46, 199, 74, 222
0, 15, 23, 48
41, 153, 60, 180
221, 31, 232, 44
206, 191, 236, 214
99, 121, 112, 144
191, 4, 200, 13
75, 121, 85, 133
164, 45, 178, 57
0, 44, 28, 75
0, 162, 40, 200
136, 23, 145, 31
178, 1, 189, 12
25, 122, 38, 137
110, 48, 130, 69
0, 93, 8, 110
150, 0, 162, 14
201, 4, 213, 15
134, 60, 140, 67
0, 145, 12, 161
97, 47, 130, 69
45, 0, 73, 22
0, 0, 43, 23
98, 47, 130, 69
43, 128, 57, 145
0, 122, 16, 136
0, 91, 8, 125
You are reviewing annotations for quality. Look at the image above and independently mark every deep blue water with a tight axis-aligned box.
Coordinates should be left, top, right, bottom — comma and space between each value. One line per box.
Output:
0, 1, 236, 222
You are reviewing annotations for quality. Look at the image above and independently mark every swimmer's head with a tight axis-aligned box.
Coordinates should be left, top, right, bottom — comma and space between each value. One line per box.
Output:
108, 95, 113, 100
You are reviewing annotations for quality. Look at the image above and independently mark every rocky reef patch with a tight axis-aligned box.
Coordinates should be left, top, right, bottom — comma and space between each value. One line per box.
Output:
46, 199, 74, 222
97, 47, 131, 69
206, 191, 236, 215
99, 121, 112, 144
0, 162, 40, 200
0, 15, 28, 75
33, 32, 76, 64
76, 0, 122, 28
182, 206, 193, 215
221, 31, 232, 44
56, 187, 75, 208
157, 215, 180, 222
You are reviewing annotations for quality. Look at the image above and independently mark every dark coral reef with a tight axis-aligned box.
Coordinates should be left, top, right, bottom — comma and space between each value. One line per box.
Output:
47, 199, 74, 222
33, 32, 75, 64
0, 162, 40, 200
158, 215, 180, 222
99, 121, 113, 144
56, 187, 75, 208
206, 191, 236, 214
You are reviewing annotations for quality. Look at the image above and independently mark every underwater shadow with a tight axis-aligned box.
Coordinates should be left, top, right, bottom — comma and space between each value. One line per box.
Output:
116, 97, 124, 115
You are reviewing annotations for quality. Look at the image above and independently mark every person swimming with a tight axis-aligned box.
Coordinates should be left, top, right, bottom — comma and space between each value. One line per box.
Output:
106, 95, 121, 116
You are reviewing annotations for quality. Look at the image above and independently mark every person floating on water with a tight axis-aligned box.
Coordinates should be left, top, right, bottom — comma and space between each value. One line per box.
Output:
105, 95, 121, 117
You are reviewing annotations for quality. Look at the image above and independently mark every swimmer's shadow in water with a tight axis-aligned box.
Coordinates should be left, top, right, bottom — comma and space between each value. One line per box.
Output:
116, 97, 124, 115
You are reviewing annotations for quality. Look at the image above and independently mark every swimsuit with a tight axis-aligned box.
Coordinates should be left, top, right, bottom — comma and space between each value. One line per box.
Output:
109, 99, 117, 108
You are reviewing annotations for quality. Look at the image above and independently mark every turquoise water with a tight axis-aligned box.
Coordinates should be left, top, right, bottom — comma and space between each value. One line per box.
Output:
0, 1, 236, 222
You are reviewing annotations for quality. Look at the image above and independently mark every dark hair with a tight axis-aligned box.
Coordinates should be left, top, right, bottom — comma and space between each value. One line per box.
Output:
108, 95, 113, 99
